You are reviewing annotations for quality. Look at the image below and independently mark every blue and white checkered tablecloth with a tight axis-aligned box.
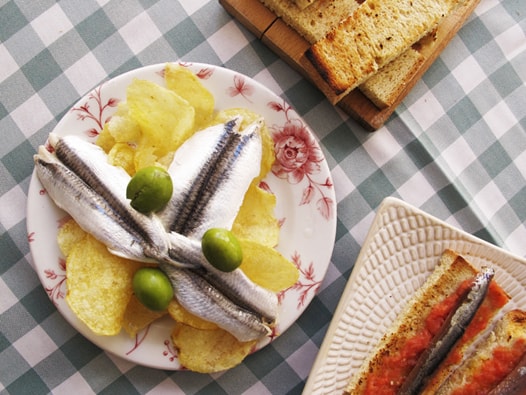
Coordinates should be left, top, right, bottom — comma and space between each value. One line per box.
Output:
1, 0, 525, 394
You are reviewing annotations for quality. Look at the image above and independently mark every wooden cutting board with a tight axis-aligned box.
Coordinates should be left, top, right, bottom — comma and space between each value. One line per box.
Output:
219, 0, 480, 130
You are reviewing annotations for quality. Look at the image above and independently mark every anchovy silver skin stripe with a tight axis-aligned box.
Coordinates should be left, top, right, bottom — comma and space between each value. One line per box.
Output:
197, 266, 278, 323
159, 117, 262, 240
158, 118, 241, 235
167, 216, 278, 324
53, 135, 158, 248
175, 129, 253, 235
49, 133, 130, 201
34, 150, 153, 263
398, 267, 495, 395
34, 141, 194, 268
161, 263, 271, 342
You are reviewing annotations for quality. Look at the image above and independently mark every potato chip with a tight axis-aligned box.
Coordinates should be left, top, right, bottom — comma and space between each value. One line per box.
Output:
133, 144, 160, 172
122, 294, 167, 338
97, 103, 139, 154
106, 102, 142, 143
96, 123, 116, 153
212, 107, 259, 127
65, 234, 142, 336
239, 239, 299, 292
232, 185, 279, 247
259, 128, 276, 182
107, 142, 136, 175
127, 79, 195, 159
168, 299, 218, 330
171, 323, 256, 373
165, 64, 214, 129
57, 218, 88, 257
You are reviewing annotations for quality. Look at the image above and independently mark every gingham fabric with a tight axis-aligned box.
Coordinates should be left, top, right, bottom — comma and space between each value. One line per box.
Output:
1, 0, 525, 394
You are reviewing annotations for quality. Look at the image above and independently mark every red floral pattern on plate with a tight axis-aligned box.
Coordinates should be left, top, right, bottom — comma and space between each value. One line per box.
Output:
163, 338, 178, 363
195, 66, 214, 80
126, 326, 152, 356
268, 100, 334, 221
43, 257, 67, 306
30, 214, 70, 306
71, 84, 119, 137
227, 74, 255, 103
278, 252, 321, 309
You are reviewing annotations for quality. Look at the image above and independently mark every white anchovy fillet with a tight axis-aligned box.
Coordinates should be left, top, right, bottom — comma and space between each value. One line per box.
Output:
34, 135, 194, 268
51, 133, 130, 210
167, 231, 278, 323
398, 267, 495, 395
158, 118, 278, 341
158, 116, 263, 239
160, 263, 271, 342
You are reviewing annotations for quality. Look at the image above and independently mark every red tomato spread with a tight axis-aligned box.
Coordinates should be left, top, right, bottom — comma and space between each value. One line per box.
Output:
451, 339, 526, 395
446, 282, 509, 365
363, 279, 472, 395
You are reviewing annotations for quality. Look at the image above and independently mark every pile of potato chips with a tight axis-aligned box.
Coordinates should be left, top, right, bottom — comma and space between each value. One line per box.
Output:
57, 63, 299, 373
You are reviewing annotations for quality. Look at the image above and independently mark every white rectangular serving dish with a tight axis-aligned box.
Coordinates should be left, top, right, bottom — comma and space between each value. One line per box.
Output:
303, 197, 526, 394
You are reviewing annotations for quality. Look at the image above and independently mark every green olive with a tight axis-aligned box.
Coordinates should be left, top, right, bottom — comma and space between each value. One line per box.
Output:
132, 267, 173, 311
201, 228, 243, 272
126, 166, 173, 213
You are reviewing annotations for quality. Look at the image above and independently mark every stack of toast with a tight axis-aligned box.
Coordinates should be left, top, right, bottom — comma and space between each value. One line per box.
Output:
261, 0, 436, 108
220, 0, 481, 129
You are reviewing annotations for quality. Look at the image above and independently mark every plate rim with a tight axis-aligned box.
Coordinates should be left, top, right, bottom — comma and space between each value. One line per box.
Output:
26, 61, 337, 370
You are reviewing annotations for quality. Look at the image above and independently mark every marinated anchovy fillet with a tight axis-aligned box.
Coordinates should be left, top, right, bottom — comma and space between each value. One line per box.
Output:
167, 231, 278, 323
34, 143, 191, 268
488, 353, 526, 395
398, 267, 495, 395
158, 117, 262, 239
161, 263, 271, 342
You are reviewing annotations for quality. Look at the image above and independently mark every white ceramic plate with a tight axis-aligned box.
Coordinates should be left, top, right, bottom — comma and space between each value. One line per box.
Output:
303, 197, 526, 394
26, 62, 336, 370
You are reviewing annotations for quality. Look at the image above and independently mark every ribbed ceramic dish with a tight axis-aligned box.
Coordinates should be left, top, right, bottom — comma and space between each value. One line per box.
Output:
303, 197, 526, 394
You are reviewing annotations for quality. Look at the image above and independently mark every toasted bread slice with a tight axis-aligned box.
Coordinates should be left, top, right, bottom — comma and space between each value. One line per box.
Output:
432, 309, 526, 395
343, 250, 508, 394
259, 0, 437, 110
260, 0, 359, 44
307, 0, 459, 100
358, 48, 425, 109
